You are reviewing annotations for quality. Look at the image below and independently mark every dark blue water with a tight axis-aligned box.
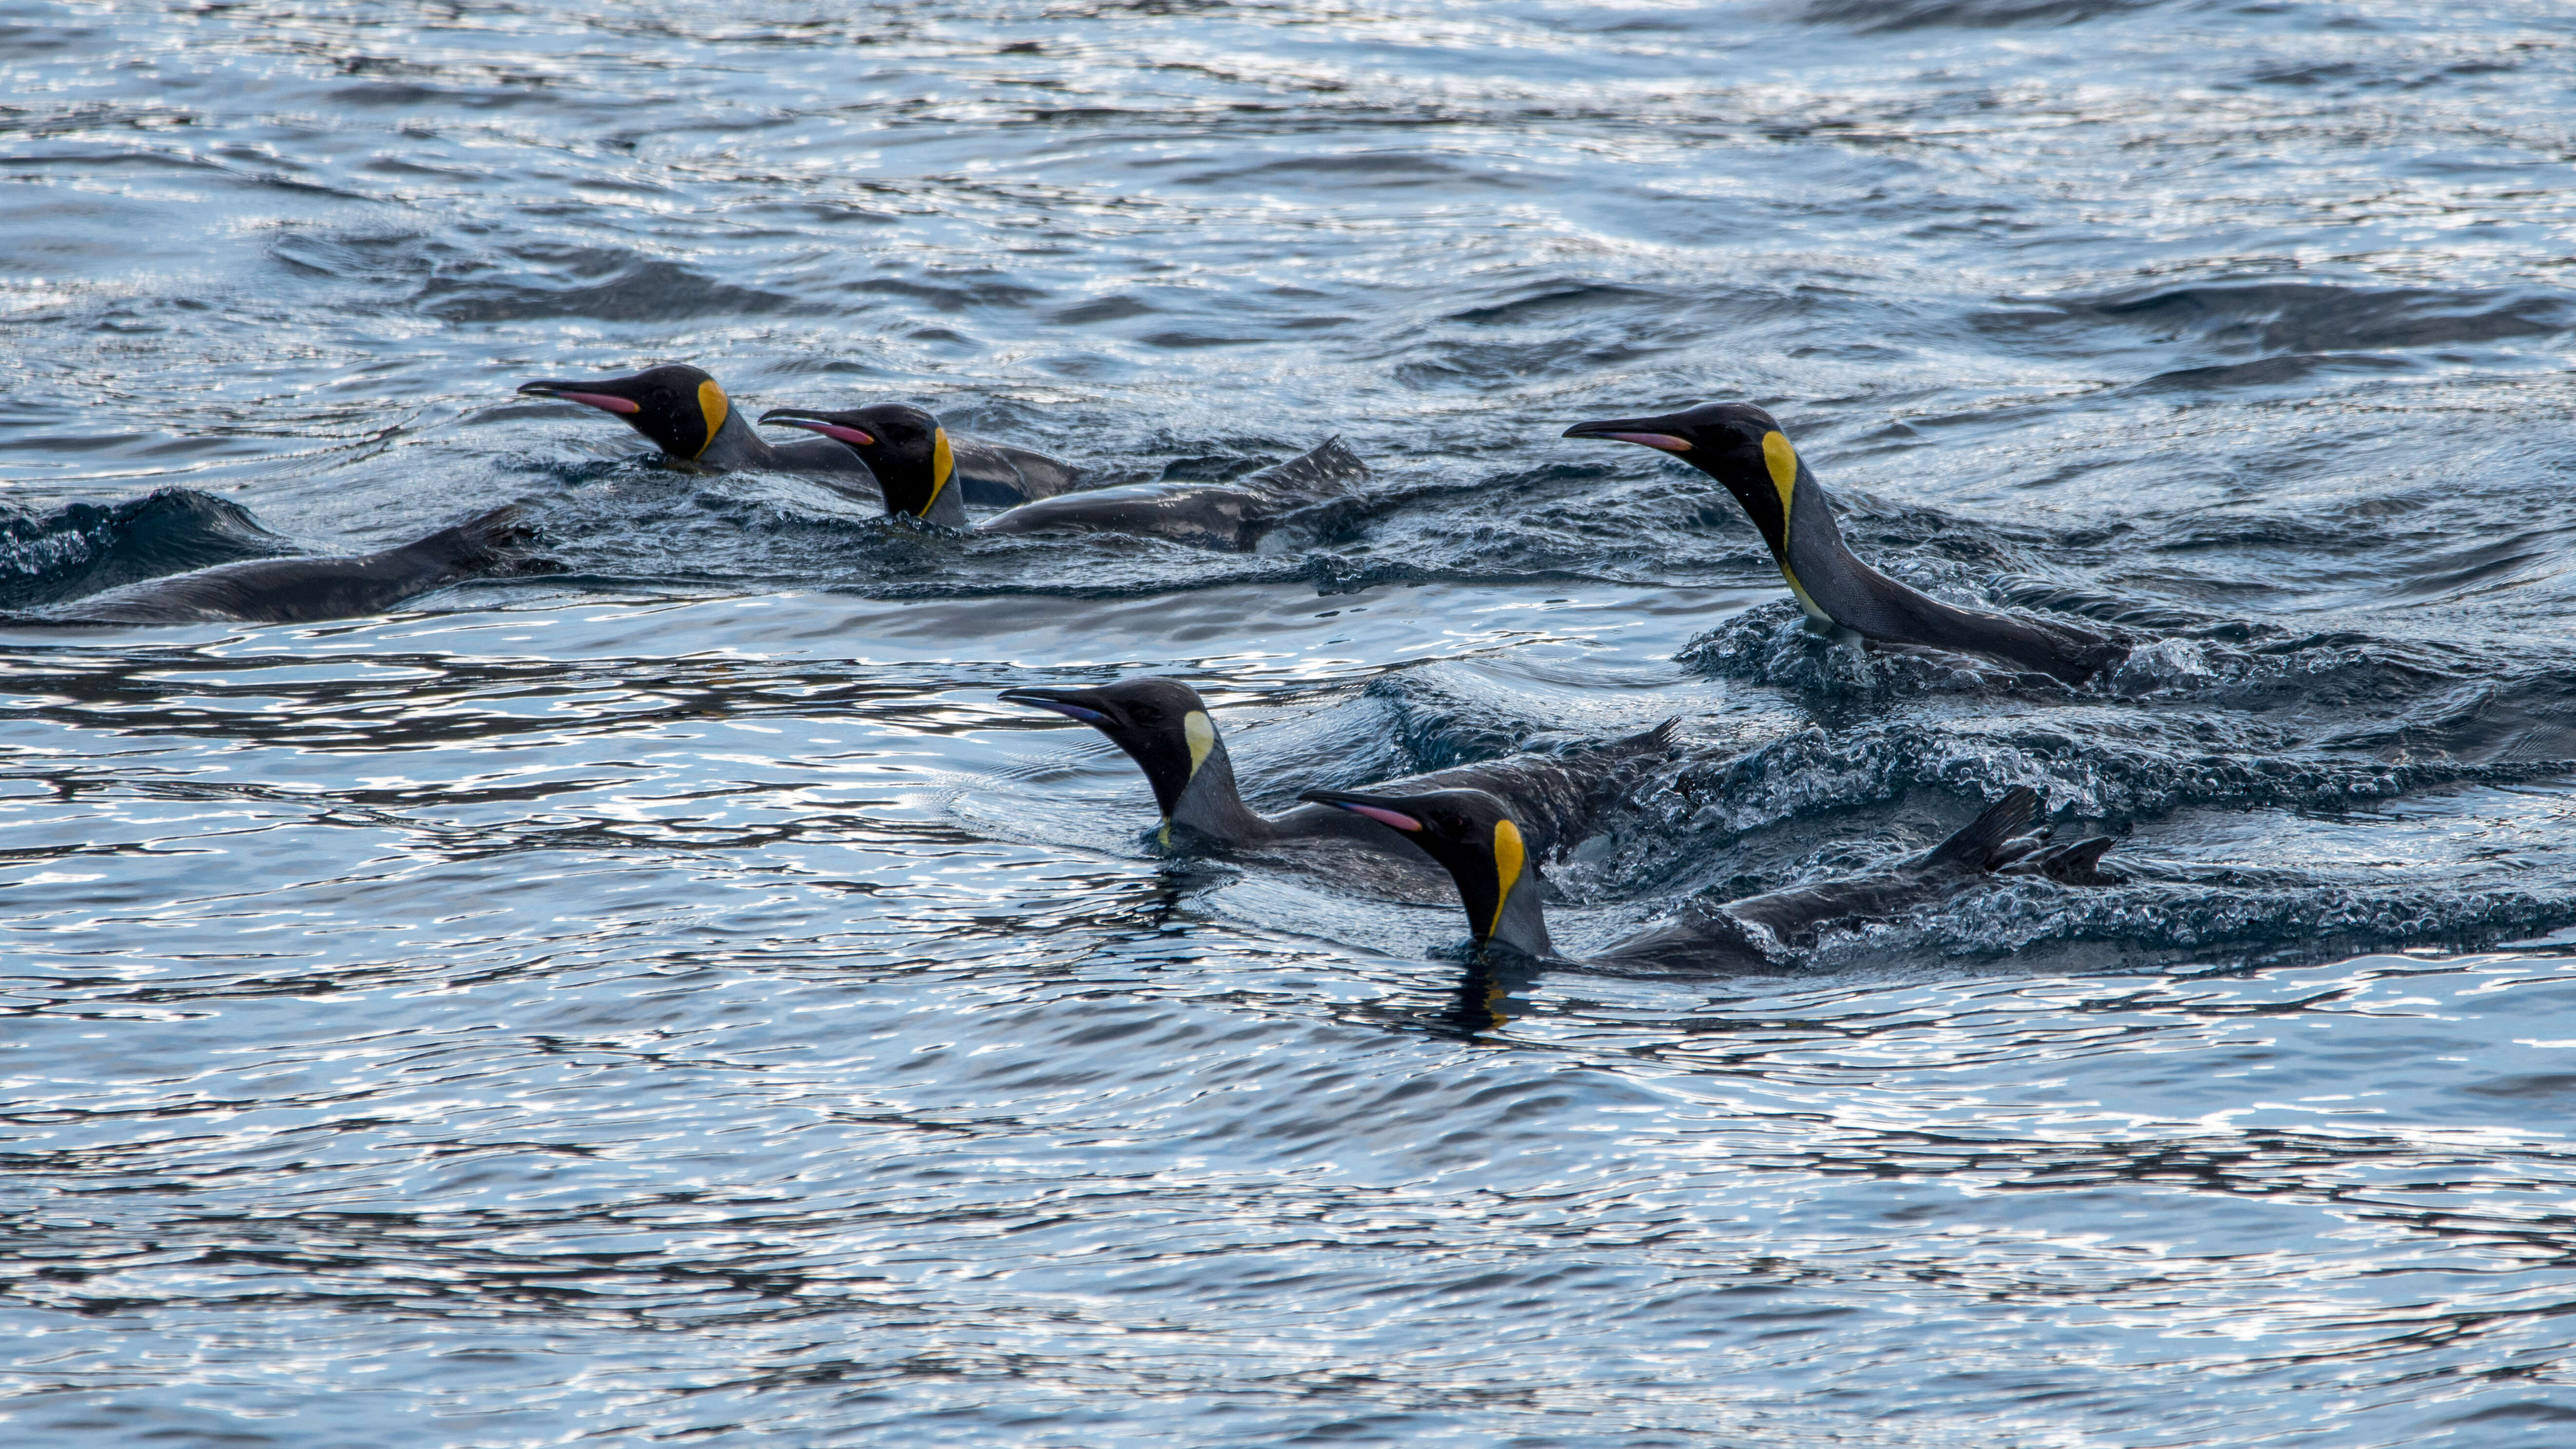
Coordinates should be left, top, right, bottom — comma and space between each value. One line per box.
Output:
9, 1, 2576, 1443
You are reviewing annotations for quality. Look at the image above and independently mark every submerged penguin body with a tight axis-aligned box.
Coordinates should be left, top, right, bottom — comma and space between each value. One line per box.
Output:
975, 440, 1370, 551
1302, 784, 2119, 974
763, 404, 1366, 551
948, 438, 1083, 509
516, 366, 1079, 506
1564, 403, 2123, 683
29, 504, 544, 626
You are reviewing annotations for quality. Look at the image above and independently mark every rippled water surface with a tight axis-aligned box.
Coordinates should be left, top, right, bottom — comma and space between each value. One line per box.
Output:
9, 0, 2576, 1443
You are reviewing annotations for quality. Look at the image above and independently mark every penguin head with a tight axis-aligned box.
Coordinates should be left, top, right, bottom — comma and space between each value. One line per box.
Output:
760, 404, 956, 520
519, 365, 732, 461
1563, 402, 1807, 563
1298, 786, 1532, 947
998, 676, 1225, 819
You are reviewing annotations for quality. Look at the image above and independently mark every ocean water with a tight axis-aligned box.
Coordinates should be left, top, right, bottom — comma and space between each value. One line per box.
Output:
7, 0, 2576, 1443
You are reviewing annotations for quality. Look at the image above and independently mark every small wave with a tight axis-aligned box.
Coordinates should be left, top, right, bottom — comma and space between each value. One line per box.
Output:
1651, 698, 2568, 848
1886, 875, 2576, 970
0, 488, 292, 610
2131, 352, 2416, 393
416, 252, 794, 324
1170, 151, 1482, 188
847, 277, 1049, 312
1802, 0, 2166, 32
1446, 283, 1671, 328
2019, 279, 2576, 357
1048, 295, 1158, 325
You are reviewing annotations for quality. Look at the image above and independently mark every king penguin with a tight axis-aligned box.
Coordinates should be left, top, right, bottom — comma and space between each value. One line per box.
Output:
1564, 403, 2124, 683
1301, 784, 2119, 972
999, 676, 1678, 863
761, 405, 1370, 549
515, 365, 1080, 506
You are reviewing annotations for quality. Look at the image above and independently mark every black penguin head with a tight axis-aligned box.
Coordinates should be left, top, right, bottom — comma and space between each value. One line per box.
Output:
518, 365, 732, 461
1563, 402, 1807, 562
1298, 786, 1532, 947
760, 404, 956, 520
998, 676, 1222, 818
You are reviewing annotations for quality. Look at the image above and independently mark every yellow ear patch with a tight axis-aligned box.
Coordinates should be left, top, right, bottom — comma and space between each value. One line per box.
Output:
1490, 817, 1526, 938
695, 380, 729, 458
1183, 710, 1217, 777
920, 426, 957, 517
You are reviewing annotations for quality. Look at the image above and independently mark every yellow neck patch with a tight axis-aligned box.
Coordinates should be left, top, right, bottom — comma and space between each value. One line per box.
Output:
1761, 430, 1832, 621
1761, 431, 1797, 550
920, 426, 956, 517
1489, 817, 1526, 939
695, 380, 730, 459
1183, 710, 1216, 778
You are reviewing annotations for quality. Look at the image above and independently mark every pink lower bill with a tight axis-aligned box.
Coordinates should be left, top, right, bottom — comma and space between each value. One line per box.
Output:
549, 391, 640, 415
776, 420, 875, 446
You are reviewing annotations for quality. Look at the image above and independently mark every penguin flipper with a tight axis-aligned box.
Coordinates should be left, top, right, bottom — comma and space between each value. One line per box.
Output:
1918, 787, 2042, 873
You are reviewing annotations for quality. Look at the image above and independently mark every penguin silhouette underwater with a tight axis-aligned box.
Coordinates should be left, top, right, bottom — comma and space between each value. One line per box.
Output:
13, 504, 549, 626
1565, 402, 2125, 683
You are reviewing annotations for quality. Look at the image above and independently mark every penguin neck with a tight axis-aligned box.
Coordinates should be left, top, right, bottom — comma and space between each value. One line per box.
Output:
1477, 871, 1554, 960
690, 410, 783, 471
881, 462, 969, 528
921, 476, 968, 528
1768, 476, 1861, 624
1770, 472, 2115, 684
764, 434, 872, 475
1163, 738, 1273, 845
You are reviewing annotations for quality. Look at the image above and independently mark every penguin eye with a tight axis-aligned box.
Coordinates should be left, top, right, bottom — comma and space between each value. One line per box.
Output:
1130, 704, 1162, 723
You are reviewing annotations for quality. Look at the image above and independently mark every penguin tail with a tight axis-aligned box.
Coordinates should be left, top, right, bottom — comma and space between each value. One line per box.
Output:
1306, 436, 1368, 479
2024, 834, 2122, 886
419, 503, 559, 575
1585, 716, 1685, 759
1617, 715, 1679, 756
1920, 786, 2041, 873
1251, 437, 1371, 498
